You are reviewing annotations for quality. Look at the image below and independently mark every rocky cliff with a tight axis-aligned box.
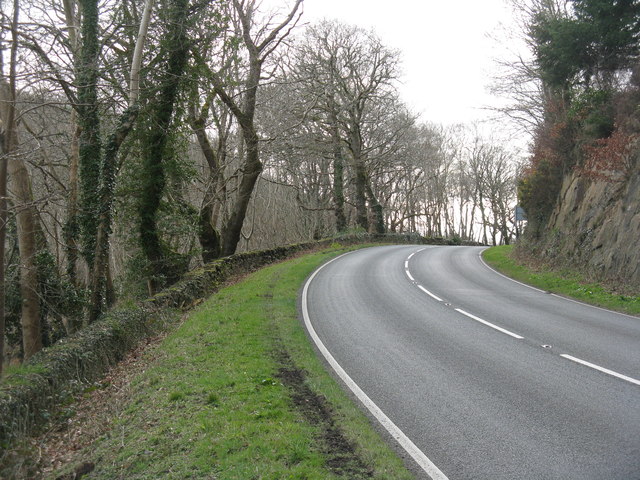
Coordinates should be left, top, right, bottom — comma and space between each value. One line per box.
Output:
521, 146, 640, 291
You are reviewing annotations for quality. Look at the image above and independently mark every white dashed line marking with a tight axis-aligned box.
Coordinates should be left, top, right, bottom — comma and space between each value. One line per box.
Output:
560, 354, 640, 386
455, 308, 524, 339
417, 285, 443, 302
409, 248, 638, 388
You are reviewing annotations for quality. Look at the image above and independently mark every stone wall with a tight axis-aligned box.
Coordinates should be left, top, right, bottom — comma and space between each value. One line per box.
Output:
0, 233, 442, 450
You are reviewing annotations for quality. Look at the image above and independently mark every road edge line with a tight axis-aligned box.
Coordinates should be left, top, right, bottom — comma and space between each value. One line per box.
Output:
302, 252, 449, 480
478, 249, 639, 320
477, 248, 547, 294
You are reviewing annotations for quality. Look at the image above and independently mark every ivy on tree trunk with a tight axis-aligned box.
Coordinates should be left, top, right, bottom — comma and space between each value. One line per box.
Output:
138, 0, 190, 294
329, 108, 347, 233
76, 0, 102, 270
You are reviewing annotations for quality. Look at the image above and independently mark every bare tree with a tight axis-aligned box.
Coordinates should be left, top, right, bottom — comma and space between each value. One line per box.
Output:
61, 0, 81, 286
464, 132, 518, 245
490, 0, 572, 137
1, 0, 43, 360
0, 0, 14, 370
187, 8, 238, 262
286, 20, 404, 233
205, 0, 303, 256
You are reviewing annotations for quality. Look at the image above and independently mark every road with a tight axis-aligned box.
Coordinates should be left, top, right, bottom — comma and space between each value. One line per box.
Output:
301, 245, 640, 479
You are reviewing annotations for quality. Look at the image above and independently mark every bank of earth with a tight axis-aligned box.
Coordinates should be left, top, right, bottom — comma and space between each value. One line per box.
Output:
41, 245, 414, 480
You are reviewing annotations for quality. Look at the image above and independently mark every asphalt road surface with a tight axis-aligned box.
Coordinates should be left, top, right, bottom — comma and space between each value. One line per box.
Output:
301, 245, 640, 479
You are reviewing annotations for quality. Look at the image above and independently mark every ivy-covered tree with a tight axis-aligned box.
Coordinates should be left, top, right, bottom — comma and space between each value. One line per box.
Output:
76, 0, 102, 272
136, 0, 192, 295
78, 0, 155, 322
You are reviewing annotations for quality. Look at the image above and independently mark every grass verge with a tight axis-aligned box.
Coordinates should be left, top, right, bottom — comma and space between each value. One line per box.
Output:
48, 245, 414, 479
482, 245, 640, 316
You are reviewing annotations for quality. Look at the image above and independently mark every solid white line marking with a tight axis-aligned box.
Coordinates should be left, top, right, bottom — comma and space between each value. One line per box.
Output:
406, 270, 415, 282
303, 253, 449, 480
455, 308, 524, 339
418, 285, 443, 302
549, 293, 640, 319
479, 249, 639, 320
560, 354, 640, 386
478, 252, 547, 294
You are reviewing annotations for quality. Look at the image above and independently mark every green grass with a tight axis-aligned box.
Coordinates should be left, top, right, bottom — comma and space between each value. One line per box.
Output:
2, 364, 48, 378
50, 245, 413, 479
482, 245, 640, 316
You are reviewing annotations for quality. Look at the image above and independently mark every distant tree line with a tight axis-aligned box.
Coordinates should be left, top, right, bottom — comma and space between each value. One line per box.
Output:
0, 0, 518, 370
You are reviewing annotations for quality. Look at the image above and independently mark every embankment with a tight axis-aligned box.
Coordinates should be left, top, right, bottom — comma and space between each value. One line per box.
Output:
519, 152, 640, 292
0, 233, 440, 451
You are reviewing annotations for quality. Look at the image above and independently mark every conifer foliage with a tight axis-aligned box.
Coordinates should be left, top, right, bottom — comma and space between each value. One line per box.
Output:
518, 0, 640, 234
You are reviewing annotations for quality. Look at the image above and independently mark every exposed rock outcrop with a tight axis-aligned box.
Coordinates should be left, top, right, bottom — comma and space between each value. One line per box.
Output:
521, 147, 640, 291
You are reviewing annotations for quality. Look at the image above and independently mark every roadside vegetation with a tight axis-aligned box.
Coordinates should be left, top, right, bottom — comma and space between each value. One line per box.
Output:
40, 245, 413, 480
2, 0, 520, 373
483, 245, 640, 316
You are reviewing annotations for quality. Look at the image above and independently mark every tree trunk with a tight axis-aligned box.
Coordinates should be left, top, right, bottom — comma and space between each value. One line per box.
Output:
77, 0, 102, 268
188, 101, 223, 262
1, 0, 42, 360
62, 0, 80, 294
212, 0, 302, 256
9, 157, 42, 360
88, 105, 139, 322
220, 129, 261, 256
138, 0, 189, 294
354, 161, 368, 231
198, 175, 222, 263
333, 151, 347, 232
88, 0, 152, 320
64, 115, 80, 285
0, 0, 15, 373
0, 127, 7, 373
478, 192, 488, 245
63, 120, 82, 331
199, 200, 221, 263
347, 130, 367, 233
365, 178, 385, 234
128, 0, 154, 105
329, 109, 347, 232
7, 132, 43, 360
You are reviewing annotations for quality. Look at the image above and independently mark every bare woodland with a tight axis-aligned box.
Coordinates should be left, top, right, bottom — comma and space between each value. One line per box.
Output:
0, 0, 518, 368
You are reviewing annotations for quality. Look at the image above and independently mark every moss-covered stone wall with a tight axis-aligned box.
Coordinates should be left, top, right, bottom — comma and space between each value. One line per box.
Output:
0, 233, 464, 450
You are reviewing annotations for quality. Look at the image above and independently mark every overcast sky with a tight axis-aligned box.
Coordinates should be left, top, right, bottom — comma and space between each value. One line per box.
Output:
262, 0, 530, 146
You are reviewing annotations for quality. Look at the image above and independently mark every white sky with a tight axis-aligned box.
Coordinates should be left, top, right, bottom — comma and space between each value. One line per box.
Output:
263, 0, 530, 146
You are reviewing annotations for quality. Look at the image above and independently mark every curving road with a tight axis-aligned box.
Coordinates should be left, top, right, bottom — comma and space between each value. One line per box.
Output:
302, 245, 640, 480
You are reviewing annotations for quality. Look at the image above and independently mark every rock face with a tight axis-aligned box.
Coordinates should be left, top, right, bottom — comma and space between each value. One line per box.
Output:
526, 149, 640, 290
